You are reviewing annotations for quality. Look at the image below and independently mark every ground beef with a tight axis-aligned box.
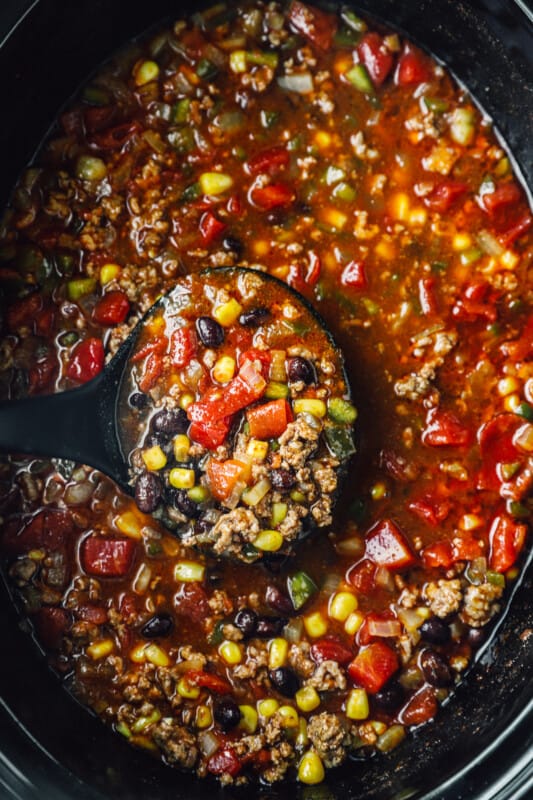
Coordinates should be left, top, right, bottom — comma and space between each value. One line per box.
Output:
394, 364, 437, 400
305, 660, 346, 692
278, 415, 321, 470
152, 718, 198, 769
423, 579, 463, 618
460, 582, 504, 627
210, 508, 260, 556
288, 641, 315, 678
310, 495, 333, 527
307, 712, 350, 768
232, 642, 269, 681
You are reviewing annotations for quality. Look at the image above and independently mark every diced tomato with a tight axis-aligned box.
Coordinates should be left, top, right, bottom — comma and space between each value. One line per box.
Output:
75, 604, 108, 624
189, 417, 232, 450
92, 290, 130, 326
357, 33, 394, 87
238, 349, 271, 380
170, 326, 197, 369
207, 747, 242, 777
346, 559, 376, 593
35, 306, 56, 337
287, 0, 338, 51
348, 641, 399, 694
33, 607, 71, 650
481, 182, 521, 216
83, 106, 115, 134
310, 638, 353, 665
489, 513, 527, 573
246, 399, 292, 440
452, 534, 484, 562
6, 292, 43, 332
365, 519, 416, 570
418, 277, 438, 316
250, 183, 294, 210
452, 280, 498, 324
400, 686, 437, 725
119, 592, 139, 624
28, 354, 57, 394
500, 315, 533, 362
499, 211, 532, 247
138, 351, 163, 392
408, 495, 450, 527
357, 611, 400, 646
477, 413, 522, 491
80, 536, 136, 577
66, 337, 105, 383
174, 583, 210, 622
2, 509, 73, 556
341, 260, 367, 289
421, 540, 454, 569
424, 180, 467, 213
186, 670, 232, 694
207, 459, 248, 501
130, 335, 168, 364
247, 146, 290, 176
188, 364, 266, 424
89, 120, 140, 151
395, 45, 432, 86
421, 407, 472, 447
199, 211, 226, 245
306, 250, 321, 286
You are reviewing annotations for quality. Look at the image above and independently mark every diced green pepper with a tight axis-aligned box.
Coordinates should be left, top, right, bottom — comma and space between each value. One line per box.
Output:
82, 85, 111, 106
508, 500, 530, 519
265, 381, 289, 400
173, 98, 191, 124
196, 58, 218, 80
460, 247, 482, 266
271, 502, 288, 527
115, 721, 132, 739
341, 9, 368, 32
260, 110, 280, 128
168, 128, 195, 153
422, 96, 449, 113
188, 485, 210, 503
324, 425, 357, 460
500, 461, 521, 480
516, 402, 533, 422
332, 182, 357, 202
328, 397, 358, 424
486, 570, 505, 588
345, 64, 374, 94
287, 571, 318, 610
334, 26, 361, 47
247, 50, 279, 69
348, 497, 367, 524
67, 278, 96, 301
208, 619, 226, 645
180, 182, 201, 202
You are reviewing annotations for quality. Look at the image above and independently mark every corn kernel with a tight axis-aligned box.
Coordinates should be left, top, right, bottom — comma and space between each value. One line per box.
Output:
28, 549, 45, 561
219, 640, 243, 665
500, 250, 519, 269
100, 263, 121, 285
188, 485, 209, 503
142, 445, 167, 471
504, 393, 521, 413
87, 639, 114, 661
290, 489, 307, 503
199, 172, 234, 196
329, 591, 358, 622
130, 643, 148, 663
345, 688, 369, 720
246, 439, 269, 462
319, 207, 347, 230
296, 717, 308, 747
173, 434, 191, 462
253, 240, 270, 257
169, 467, 195, 489
498, 377, 520, 396
375, 240, 396, 260
213, 355, 236, 383
409, 207, 427, 227
344, 610, 364, 635
304, 612, 328, 638
371, 481, 387, 500
452, 232, 472, 251
115, 511, 143, 540
298, 751, 325, 785
293, 398, 327, 418
239, 705, 258, 734
314, 130, 332, 150
213, 298, 243, 326
195, 705, 212, 729
268, 638, 289, 669
258, 698, 279, 718
278, 705, 299, 728
390, 192, 410, 222
178, 392, 195, 410
295, 686, 320, 713
459, 513, 483, 531
229, 50, 247, 73
145, 643, 170, 667
135, 60, 160, 86
177, 677, 200, 699
132, 709, 162, 733
254, 529, 283, 552
174, 560, 205, 583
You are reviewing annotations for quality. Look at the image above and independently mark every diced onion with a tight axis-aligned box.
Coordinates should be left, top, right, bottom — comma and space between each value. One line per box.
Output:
321, 573, 342, 594
239, 360, 266, 393
368, 618, 402, 637
374, 566, 395, 592
133, 563, 152, 595
198, 730, 220, 757
224, 480, 246, 510
477, 229, 504, 257
174, 657, 207, 674
64, 479, 94, 506
335, 536, 364, 557
277, 73, 314, 95
283, 617, 303, 643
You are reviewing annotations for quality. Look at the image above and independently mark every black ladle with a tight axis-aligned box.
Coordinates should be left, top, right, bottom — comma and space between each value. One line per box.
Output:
0, 267, 351, 497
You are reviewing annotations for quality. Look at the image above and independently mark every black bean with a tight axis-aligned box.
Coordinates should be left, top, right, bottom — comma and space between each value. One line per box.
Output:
372, 681, 405, 714
270, 468, 296, 491
262, 553, 290, 574
265, 585, 294, 616
135, 471, 162, 513
420, 616, 451, 645
420, 649, 453, 687
214, 699, 241, 731
266, 209, 288, 227
287, 356, 316, 385
269, 667, 299, 698
295, 201, 312, 216
234, 608, 258, 638
222, 236, 243, 257
239, 307, 270, 327
167, 488, 201, 519
467, 626, 488, 648
196, 316, 224, 347
255, 616, 287, 638
141, 612, 174, 639
151, 408, 188, 438
129, 391, 148, 410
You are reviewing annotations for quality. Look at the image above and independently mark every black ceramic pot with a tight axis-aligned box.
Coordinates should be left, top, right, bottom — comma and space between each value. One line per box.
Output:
0, 2, 532, 799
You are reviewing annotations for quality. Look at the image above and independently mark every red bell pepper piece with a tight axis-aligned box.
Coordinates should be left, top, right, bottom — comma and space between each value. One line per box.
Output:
357, 611, 401, 646
424, 180, 467, 213
238, 349, 271, 380
29, 354, 57, 394
500, 315, 533, 362
130, 335, 168, 364
199, 211, 226, 245
395, 44, 432, 86
341, 260, 367, 289
499, 211, 532, 247
365, 518, 416, 570
452, 534, 484, 562
452, 280, 498, 324
246, 399, 292, 440
92, 290, 130, 326
346, 558, 376, 593
247, 146, 290, 176
481, 182, 521, 216
170, 326, 197, 369
408, 495, 450, 526
207, 459, 247, 501
357, 33, 394, 87
477, 413, 522, 491
66, 337, 105, 383
188, 363, 266, 424
348, 641, 399, 694
421, 540, 454, 569
287, 0, 338, 51
185, 670, 232, 694
138, 350, 163, 392
400, 686, 437, 726
188, 417, 232, 450
489, 513, 527, 573
310, 638, 353, 665
421, 407, 472, 447
80, 536, 136, 577
250, 182, 294, 210
207, 747, 242, 777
